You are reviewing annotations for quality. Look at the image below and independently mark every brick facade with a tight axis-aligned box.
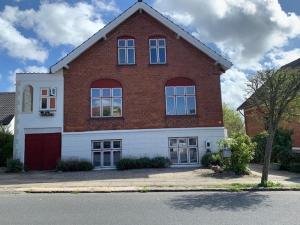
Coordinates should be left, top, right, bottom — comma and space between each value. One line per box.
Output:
63, 11, 224, 132
244, 108, 300, 148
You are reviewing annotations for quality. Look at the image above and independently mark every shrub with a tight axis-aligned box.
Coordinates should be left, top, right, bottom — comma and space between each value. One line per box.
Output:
56, 159, 94, 172
116, 157, 171, 170
0, 127, 14, 167
6, 159, 23, 173
289, 162, 300, 173
252, 132, 268, 163
201, 152, 222, 168
219, 134, 255, 174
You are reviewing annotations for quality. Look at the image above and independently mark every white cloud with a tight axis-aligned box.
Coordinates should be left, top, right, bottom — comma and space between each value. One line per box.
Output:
0, 17, 48, 62
267, 48, 300, 67
221, 67, 250, 109
154, 0, 300, 70
8, 66, 49, 91
0, 1, 114, 47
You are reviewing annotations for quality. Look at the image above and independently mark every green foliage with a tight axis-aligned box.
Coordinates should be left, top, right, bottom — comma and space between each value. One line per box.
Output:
201, 152, 222, 168
219, 134, 255, 174
0, 127, 14, 167
252, 129, 293, 165
6, 159, 23, 173
259, 181, 283, 188
289, 162, 300, 173
116, 157, 171, 170
56, 159, 94, 172
223, 104, 245, 137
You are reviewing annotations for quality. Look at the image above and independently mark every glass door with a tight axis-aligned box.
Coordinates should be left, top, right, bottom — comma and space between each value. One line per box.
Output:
169, 137, 198, 164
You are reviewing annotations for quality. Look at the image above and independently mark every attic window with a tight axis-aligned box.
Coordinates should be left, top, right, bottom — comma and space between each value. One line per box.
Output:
118, 39, 135, 65
149, 38, 166, 64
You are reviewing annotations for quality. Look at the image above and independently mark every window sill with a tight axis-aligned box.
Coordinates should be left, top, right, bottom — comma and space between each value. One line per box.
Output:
117, 64, 137, 67
149, 63, 168, 66
90, 117, 124, 121
166, 114, 197, 118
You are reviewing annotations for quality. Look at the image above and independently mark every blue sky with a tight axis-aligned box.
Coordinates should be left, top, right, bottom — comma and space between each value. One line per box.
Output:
0, 0, 300, 108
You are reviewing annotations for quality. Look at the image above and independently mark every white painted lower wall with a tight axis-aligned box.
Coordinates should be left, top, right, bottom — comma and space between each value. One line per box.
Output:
62, 127, 225, 165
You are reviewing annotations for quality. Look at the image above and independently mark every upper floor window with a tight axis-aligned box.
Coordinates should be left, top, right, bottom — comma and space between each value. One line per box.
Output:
165, 78, 196, 116
40, 87, 57, 111
91, 79, 122, 118
118, 39, 135, 65
22, 85, 33, 113
149, 38, 166, 64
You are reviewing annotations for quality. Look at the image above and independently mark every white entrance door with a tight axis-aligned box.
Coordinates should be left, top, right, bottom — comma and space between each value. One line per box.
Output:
169, 137, 198, 164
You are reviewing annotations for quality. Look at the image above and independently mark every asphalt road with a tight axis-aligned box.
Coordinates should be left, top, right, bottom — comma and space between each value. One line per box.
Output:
0, 191, 299, 225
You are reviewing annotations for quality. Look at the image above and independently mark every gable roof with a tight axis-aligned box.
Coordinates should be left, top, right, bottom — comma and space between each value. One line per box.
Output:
50, 1, 232, 73
0, 92, 15, 126
237, 58, 300, 111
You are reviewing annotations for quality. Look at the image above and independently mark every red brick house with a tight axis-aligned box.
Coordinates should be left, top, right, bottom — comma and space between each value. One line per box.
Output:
238, 58, 300, 152
14, 1, 232, 170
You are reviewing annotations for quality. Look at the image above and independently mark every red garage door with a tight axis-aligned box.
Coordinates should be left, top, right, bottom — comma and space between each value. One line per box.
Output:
25, 133, 61, 170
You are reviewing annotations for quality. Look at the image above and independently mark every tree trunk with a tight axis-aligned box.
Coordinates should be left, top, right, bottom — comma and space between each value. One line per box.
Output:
261, 130, 275, 185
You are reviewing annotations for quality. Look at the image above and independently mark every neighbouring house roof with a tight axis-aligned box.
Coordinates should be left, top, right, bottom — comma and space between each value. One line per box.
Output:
50, 1, 232, 73
0, 92, 15, 126
237, 58, 300, 111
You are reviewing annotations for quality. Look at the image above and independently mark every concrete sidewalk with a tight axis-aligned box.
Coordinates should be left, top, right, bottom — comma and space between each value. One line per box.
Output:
0, 165, 299, 193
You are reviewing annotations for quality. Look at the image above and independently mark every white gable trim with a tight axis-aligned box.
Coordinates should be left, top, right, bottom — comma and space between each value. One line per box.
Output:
50, 2, 232, 73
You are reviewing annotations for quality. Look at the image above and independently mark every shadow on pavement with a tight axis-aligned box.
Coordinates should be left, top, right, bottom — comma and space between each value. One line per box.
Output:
167, 192, 270, 211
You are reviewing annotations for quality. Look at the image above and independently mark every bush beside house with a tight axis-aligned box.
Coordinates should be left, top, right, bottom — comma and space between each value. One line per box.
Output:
116, 157, 171, 170
0, 127, 14, 167
56, 159, 94, 172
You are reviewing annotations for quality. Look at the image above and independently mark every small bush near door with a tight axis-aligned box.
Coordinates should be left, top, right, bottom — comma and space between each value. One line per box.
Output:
0, 127, 14, 167
116, 157, 171, 170
56, 159, 94, 172
6, 159, 23, 173
201, 152, 222, 168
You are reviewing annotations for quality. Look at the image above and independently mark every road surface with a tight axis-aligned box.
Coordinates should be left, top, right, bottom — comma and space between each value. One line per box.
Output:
0, 191, 299, 225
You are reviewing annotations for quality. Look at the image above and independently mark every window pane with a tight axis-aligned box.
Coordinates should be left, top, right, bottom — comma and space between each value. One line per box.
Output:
103, 152, 111, 166
103, 141, 111, 149
175, 87, 185, 95
113, 151, 121, 166
127, 48, 135, 64
186, 86, 195, 95
166, 97, 175, 115
188, 138, 197, 146
113, 98, 122, 117
50, 98, 56, 109
159, 48, 166, 63
93, 141, 101, 150
102, 98, 111, 117
165, 87, 174, 96
150, 48, 157, 64
113, 88, 122, 97
127, 39, 135, 47
92, 99, 101, 117
41, 88, 48, 96
158, 39, 165, 46
187, 96, 196, 115
169, 148, 178, 164
92, 89, 100, 98
169, 139, 177, 147
118, 48, 126, 64
41, 98, 47, 109
118, 39, 126, 47
179, 148, 188, 163
93, 152, 101, 167
189, 148, 198, 163
150, 39, 157, 47
113, 140, 121, 149
102, 89, 111, 97
176, 96, 186, 115
178, 138, 187, 147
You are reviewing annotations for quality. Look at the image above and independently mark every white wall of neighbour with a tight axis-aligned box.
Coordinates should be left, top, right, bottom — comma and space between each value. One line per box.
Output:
62, 127, 225, 165
13, 71, 64, 162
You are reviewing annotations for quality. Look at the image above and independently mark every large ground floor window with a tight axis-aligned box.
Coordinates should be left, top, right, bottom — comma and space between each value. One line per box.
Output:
168, 137, 198, 164
91, 140, 122, 167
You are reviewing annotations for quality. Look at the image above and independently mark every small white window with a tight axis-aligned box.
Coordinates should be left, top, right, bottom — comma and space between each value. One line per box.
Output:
118, 39, 135, 65
40, 87, 57, 111
149, 38, 166, 64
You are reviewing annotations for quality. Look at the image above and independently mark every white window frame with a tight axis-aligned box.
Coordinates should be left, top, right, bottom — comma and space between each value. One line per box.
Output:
91, 140, 122, 168
91, 88, 122, 118
40, 87, 57, 111
149, 38, 167, 64
165, 86, 196, 115
118, 39, 136, 65
168, 137, 199, 164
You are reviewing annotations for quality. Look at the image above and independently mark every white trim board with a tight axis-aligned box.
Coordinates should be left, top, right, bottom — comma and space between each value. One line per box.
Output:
50, 2, 232, 73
